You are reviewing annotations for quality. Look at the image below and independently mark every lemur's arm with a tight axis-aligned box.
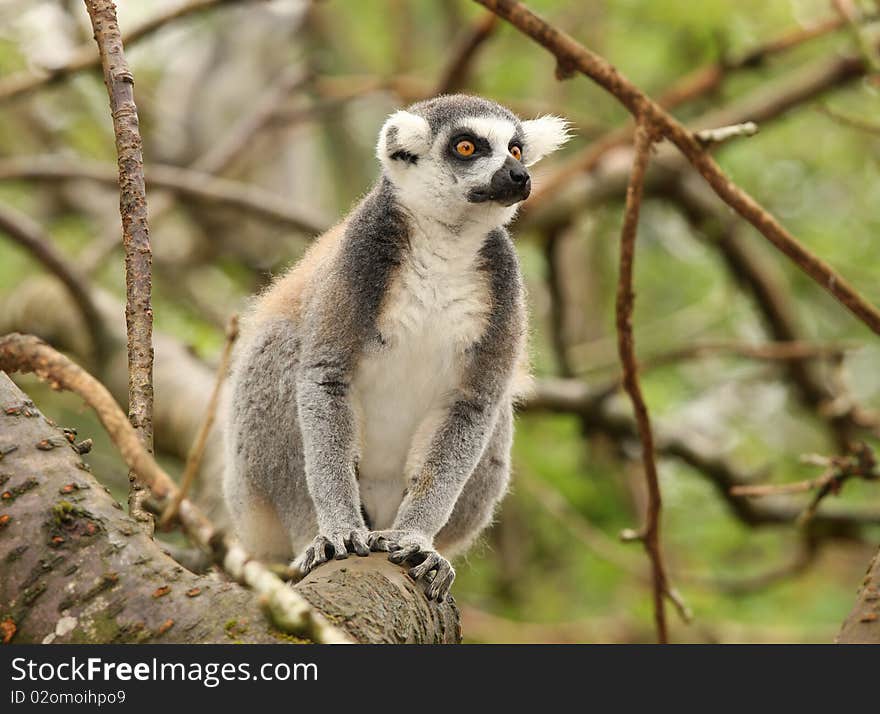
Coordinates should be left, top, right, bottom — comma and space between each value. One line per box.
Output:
294, 188, 408, 574
294, 339, 368, 571
368, 230, 524, 564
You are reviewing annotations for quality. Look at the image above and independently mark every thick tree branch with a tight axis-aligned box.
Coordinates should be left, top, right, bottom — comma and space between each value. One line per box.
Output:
0, 372, 459, 644
838, 548, 880, 642
0, 334, 350, 643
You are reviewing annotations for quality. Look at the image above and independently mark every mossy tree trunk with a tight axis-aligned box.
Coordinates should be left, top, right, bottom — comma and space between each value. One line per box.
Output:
0, 372, 459, 644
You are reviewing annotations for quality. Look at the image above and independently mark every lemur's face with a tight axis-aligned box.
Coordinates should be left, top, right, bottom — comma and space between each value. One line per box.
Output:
377, 95, 570, 227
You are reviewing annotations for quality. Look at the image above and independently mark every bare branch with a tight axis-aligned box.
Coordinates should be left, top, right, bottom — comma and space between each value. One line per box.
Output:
0, 202, 111, 367
0, 157, 328, 237
476, 0, 880, 336
522, 378, 880, 537
525, 14, 867, 216
614, 121, 677, 643
85, 0, 155, 527
731, 443, 879, 526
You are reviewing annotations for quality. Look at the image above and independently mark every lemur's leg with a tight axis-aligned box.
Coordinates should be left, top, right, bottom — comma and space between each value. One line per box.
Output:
224, 318, 316, 562
434, 403, 512, 558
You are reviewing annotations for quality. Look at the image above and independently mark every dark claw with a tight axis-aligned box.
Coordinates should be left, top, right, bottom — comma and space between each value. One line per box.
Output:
388, 543, 420, 565
349, 530, 370, 557
427, 567, 455, 602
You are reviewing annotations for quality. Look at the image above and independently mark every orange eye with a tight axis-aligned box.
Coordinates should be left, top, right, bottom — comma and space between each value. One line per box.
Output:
455, 140, 475, 157
510, 145, 522, 161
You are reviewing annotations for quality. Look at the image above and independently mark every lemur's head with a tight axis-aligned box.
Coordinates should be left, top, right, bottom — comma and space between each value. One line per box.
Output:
376, 94, 570, 227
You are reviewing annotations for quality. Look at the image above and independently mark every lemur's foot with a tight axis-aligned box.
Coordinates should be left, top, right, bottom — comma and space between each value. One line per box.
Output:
367, 530, 455, 602
293, 529, 369, 575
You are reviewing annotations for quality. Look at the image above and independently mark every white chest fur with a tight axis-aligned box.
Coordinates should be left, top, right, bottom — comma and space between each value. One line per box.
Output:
352, 221, 490, 529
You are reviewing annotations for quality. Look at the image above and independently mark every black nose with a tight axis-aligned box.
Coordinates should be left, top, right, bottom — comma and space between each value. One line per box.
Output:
509, 166, 529, 184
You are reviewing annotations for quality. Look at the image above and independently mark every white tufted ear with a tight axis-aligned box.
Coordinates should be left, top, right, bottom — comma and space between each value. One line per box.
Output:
376, 110, 431, 168
520, 115, 571, 166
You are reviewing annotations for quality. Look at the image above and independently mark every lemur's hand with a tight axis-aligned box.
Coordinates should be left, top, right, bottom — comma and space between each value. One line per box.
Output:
367, 530, 455, 602
293, 528, 370, 575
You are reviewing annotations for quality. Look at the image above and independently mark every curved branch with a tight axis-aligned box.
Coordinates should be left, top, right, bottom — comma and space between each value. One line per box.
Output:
615, 122, 673, 643
0, 202, 111, 367
478, 0, 880, 336
0, 157, 328, 237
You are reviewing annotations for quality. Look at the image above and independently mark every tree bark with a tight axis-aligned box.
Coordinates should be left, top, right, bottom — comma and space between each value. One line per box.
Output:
837, 549, 880, 643
0, 372, 460, 644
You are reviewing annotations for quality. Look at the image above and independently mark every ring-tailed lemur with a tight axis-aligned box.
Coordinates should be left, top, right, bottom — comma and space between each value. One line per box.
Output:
224, 95, 569, 601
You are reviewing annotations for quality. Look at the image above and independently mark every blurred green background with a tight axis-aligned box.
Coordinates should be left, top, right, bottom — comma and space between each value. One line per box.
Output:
1, 0, 879, 642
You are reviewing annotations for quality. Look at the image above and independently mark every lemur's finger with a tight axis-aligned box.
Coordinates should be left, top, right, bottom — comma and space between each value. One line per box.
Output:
408, 551, 440, 581
388, 543, 420, 565
295, 547, 315, 574
368, 533, 401, 552
330, 534, 349, 560
427, 565, 455, 602
349, 531, 370, 556
367, 533, 388, 551
312, 539, 332, 566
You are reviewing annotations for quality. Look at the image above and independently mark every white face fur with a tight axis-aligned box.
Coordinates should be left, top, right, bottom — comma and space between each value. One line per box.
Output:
376, 104, 570, 230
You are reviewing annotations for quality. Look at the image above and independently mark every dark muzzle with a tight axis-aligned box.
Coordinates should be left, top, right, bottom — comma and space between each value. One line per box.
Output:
467, 157, 531, 207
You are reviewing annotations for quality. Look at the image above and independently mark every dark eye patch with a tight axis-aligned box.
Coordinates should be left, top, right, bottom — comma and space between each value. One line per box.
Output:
448, 132, 491, 161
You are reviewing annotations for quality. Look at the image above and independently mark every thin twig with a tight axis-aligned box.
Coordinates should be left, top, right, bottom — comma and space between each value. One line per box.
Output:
159, 315, 239, 528
85, 0, 155, 528
476, 0, 880, 338
731, 443, 879, 526
0, 202, 111, 367
0, 332, 351, 644
615, 120, 675, 643
695, 121, 759, 146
